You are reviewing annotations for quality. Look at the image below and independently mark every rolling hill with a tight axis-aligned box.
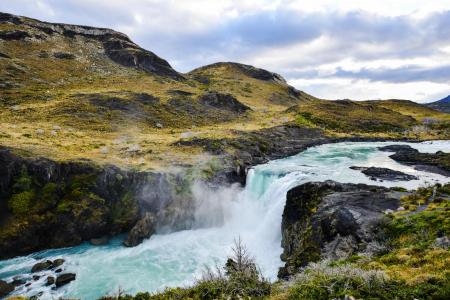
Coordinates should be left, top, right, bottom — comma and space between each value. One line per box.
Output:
0, 11, 448, 172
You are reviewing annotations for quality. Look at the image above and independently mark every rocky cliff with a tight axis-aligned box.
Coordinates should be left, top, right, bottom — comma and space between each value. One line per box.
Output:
279, 181, 403, 278
0, 146, 198, 259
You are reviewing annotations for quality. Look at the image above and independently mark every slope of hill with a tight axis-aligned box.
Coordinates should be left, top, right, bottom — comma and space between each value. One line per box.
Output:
427, 95, 450, 113
0, 12, 312, 171
1, 12, 448, 173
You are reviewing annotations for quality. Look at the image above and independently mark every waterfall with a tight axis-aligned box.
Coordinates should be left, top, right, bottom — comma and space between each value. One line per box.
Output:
1, 141, 450, 300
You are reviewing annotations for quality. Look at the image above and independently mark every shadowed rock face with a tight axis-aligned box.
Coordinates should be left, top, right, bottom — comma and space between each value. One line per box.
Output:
279, 181, 402, 278
123, 213, 156, 247
0, 12, 183, 80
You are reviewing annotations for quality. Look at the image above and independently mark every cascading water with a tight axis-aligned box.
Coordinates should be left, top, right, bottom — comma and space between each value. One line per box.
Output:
1, 141, 450, 299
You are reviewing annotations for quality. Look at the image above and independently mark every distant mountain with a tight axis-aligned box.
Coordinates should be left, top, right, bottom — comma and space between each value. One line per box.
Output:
426, 95, 450, 113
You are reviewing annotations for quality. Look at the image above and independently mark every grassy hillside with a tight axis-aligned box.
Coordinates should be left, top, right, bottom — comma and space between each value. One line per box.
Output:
288, 99, 450, 139
0, 13, 306, 170
0, 12, 448, 173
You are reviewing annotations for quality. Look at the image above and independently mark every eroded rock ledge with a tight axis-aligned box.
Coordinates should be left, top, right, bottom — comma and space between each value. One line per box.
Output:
279, 181, 405, 278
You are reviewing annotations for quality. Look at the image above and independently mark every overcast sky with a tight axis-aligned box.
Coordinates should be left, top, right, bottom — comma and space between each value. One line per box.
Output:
2, 0, 450, 102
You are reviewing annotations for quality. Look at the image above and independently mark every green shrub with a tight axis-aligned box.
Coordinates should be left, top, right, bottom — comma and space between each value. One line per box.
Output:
8, 190, 35, 215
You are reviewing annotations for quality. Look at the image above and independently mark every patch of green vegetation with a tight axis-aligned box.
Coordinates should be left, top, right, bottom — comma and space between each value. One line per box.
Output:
110, 191, 138, 230
295, 112, 316, 127
8, 190, 35, 215
284, 262, 449, 300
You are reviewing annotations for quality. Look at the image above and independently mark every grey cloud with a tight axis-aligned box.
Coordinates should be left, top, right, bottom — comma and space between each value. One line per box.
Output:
0, 1, 449, 98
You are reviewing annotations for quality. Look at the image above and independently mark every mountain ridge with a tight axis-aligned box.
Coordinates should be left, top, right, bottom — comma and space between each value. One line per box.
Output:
427, 95, 450, 113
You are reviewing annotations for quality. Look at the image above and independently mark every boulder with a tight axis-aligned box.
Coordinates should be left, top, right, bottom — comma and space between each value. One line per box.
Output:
123, 213, 156, 247
11, 277, 26, 286
52, 258, 65, 268
55, 273, 76, 287
433, 236, 450, 250
46, 276, 55, 286
31, 260, 53, 272
0, 280, 14, 297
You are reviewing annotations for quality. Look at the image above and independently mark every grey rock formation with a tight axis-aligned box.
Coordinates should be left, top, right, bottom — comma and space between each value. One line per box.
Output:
123, 213, 156, 247
55, 273, 76, 287
279, 181, 401, 278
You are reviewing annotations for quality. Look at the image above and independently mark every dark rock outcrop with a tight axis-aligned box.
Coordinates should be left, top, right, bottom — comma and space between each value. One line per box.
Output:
55, 273, 76, 287
31, 260, 53, 273
379, 145, 450, 176
0, 30, 30, 40
279, 181, 402, 278
123, 213, 156, 247
53, 52, 75, 59
52, 258, 65, 268
46, 276, 55, 286
31, 259, 65, 272
198, 92, 251, 114
350, 166, 418, 181
0, 280, 14, 297
11, 277, 25, 286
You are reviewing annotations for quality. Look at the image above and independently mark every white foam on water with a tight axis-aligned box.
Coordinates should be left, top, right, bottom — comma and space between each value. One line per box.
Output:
1, 141, 449, 299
